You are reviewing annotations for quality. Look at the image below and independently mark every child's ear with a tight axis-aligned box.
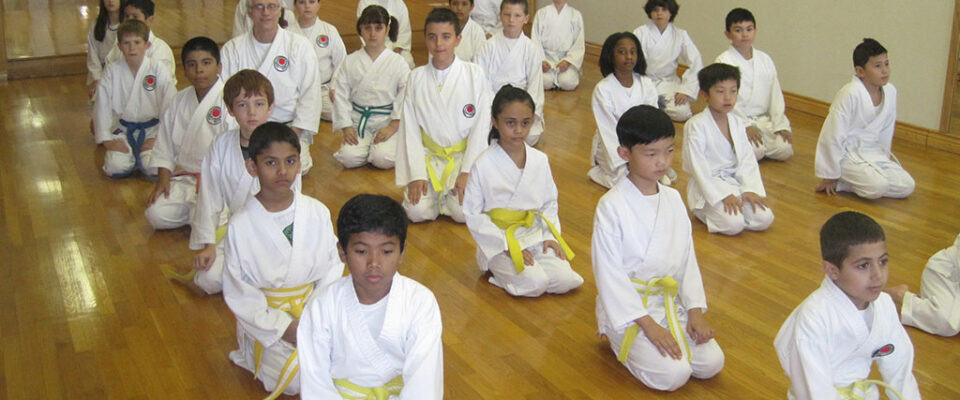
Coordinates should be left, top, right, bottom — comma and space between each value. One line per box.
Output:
244, 158, 258, 177
854, 65, 865, 78
217, 63, 223, 75
723, 30, 734, 41
616, 145, 632, 163
823, 260, 841, 280
145, 15, 155, 26
337, 242, 347, 263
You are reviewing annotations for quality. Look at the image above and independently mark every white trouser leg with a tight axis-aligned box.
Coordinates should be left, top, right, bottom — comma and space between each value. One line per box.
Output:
543, 69, 558, 90
144, 177, 197, 230
556, 67, 580, 91
486, 251, 550, 297
694, 201, 747, 236
299, 132, 314, 176
333, 134, 373, 169
535, 247, 583, 294
402, 188, 441, 223
525, 118, 544, 146
368, 133, 399, 169
193, 238, 225, 295
320, 84, 333, 122
588, 133, 627, 188
230, 327, 300, 396
839, 154, 914, 199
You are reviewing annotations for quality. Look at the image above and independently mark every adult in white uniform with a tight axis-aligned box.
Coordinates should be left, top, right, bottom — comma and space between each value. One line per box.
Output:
886, 233, 960, 337
815, 39, 914, 200
395, 9, 493, 223
715, 8, 792, 161
333, 5, 409, 169
464, 87, 582, 297
531, 0, 584, 91
356, 0, 415, 68
233, 0, 294, 37
588, 32, 659, 189
682, 64, 773, 236
775, 210, 921, 400
632, 0, 702, 122
470, 0, 502, 36
94, 22, 176, 178
593, 105, 724, 391
221, 0, 322, 175
299, 194, 443, 399
287, 0, 347, 122
146, 38, 234, 230
474, 0, 545, 145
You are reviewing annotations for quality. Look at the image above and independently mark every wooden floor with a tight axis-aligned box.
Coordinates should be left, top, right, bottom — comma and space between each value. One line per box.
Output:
2, 2, 960, 399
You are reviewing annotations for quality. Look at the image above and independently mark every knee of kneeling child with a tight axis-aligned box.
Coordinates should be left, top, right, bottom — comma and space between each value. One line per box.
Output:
336, 150, 369, 169
711, 215, 745, 236
891, 174, 916, 198
854, 181, 889, 200
747, 210, 774, 231
768, 142, 794, 161
642, 362, 693, 392
368, 150, 395, 170
145, 206, 176, 230
557, 74, 579, 91
404, 202, 439, 223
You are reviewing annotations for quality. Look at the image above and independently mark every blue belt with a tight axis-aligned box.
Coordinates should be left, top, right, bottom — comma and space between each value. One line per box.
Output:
351, 103, 393, 138
115, 118, 160, 178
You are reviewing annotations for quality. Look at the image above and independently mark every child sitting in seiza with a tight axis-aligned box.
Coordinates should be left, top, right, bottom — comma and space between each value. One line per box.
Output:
287, 0, 347, 122
474, 0, 546, 145
886, 233, 960, 337
593, 105, 724, 391
714, 7, 793, 162
145, 37, 234, 231
588, 32, 659, 189
222, 122, 344, 399
775, 211, 921, 400
104, 0, 176, 78
815, 38, 915, 200
332, 5, 409, 169
93, 19, 176, 178
464, 85, 583, 297
632, 0, 702, 122
682, 63, 774, 236
395, 8, 493, 223
356, 0, 415, 68
299, 194, 444, 399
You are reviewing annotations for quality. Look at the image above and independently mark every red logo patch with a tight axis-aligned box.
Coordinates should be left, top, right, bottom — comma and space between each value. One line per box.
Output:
463, 104, 476, 118
316, 35, 329, 48
872, 344, 895, 358
206, 106, 223, 125
273, 56, 290, 72
143, 75, 157, 91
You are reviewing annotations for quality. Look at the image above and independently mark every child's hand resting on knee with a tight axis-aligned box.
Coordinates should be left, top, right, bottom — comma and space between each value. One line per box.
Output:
686, 308, 715, 345
673, 92, 691, 106
373, 121, 400, 144
542, 240, 566, 261
407, 180, 429, 205
194, 244, 217, 271
282, 319, 299, 345
741, 192, 768, 212
746, 126, 763, 147
341, 127, 360, 145
453, 173, 469, 205
722, 195, 741, 216
522, 249, 535, 266
637, 316, 682, 360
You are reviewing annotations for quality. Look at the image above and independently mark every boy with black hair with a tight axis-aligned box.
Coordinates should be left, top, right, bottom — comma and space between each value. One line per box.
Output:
682, 63, 774, 235
449, 0, 488, 62
632, 0, 702, 122
815, 38, 915, 199
94, 19, 176, 178
223, 122, 343, 399
104, 0, 176, 77
715, 7, 793, 161
474, 0, 545, 145
146, 36, 234, 230
299, 194, 443, 399
395, 8, 492, 223
593, 105, 724, 391
775, 211, 921, 400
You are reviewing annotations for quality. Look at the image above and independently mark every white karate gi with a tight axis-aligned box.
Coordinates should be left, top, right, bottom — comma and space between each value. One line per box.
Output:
299, 274, 443, 399
774, 278, 922, 400
682, 109, 774, 235
474, 33, 546, 145
86, 22, 118, 85
332, 49, 409, 169
814, 77, 914, 199
145, 78, 234, 230
632, 22, 702, 122
463, 144, 584, 297
902, 233, 960, 336
588, 73, 659, 188
456, 18, 488, 63
715, 46, 793, 161
232, 0, 295, 38
221, 28, 322, 174
356, 0, 415, 68
223, 192, 344, 397
531, 3, 584, 91
395, 58, 493, 223
592, 179, 725, 391
287, 17, 347, 122
104, 32, 176, 83
189, 129, 304, 294
470, 0, 502, 36
93, 56, 176, 177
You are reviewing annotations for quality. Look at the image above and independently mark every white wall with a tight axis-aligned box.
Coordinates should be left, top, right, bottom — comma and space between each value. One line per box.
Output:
552, 0, 955, 130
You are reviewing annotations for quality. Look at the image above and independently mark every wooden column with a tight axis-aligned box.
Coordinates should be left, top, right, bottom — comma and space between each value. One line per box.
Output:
0, 1, 8, 82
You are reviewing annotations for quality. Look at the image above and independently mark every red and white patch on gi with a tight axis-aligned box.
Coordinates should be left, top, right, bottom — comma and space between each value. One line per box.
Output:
143, 75, 157, 91
872, 343, 895, 358
273, 56, 290, 72
316, 35, 329, 48
463, 104, 476, 118
206, 106, 223, 125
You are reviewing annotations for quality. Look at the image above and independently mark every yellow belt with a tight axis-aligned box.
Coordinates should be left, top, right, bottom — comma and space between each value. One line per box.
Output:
161, 225, 230, 283
334, 376, 404, 400
837, 379, 904, 400
421, 131, 466, 193
255, 283, 314, 400
486, 208, 575, 274
617, 277, 691, 363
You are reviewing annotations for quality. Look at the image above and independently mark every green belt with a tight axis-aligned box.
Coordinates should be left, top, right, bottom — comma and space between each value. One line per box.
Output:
352, 102, 393, 138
